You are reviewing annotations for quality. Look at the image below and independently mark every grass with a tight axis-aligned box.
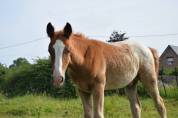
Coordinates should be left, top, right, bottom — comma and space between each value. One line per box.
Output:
0, 94, 178, 118
159, 87, 178, 98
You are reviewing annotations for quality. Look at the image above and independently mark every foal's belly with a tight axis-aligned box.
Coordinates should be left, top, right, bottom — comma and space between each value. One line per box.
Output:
105, 69, 138, 90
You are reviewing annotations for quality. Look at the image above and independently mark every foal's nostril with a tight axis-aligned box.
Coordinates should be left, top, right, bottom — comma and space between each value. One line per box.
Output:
59, 76, 64, 82
53, 76, 64, 87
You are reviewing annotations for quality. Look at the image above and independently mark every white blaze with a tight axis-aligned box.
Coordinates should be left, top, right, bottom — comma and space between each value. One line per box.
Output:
53, 40, 65, 77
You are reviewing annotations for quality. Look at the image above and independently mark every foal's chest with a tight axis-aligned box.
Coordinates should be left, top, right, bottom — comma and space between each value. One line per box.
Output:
68, 69, 95, 92
73, 78, 93, 91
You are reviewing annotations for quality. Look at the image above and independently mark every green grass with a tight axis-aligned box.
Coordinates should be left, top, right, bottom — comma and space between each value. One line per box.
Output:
159, 87, 178, 98
0, 94, 178, 118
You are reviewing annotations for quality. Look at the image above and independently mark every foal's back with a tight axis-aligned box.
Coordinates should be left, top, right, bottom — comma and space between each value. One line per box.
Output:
98, 40, 154, 90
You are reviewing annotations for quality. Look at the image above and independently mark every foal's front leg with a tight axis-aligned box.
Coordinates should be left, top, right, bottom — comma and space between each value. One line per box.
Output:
78, 89, 93, 118
93, 83, 105, 118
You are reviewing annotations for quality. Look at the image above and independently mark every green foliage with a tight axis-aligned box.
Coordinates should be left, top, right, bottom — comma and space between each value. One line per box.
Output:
137, 81, 178, 99
2, 64, 33, 96
9, 57, 29, 68
160, 87, 178, 98
0, 63, 7, 90
159, 67, 178, 76
1, 57, 178, 98
108, 31, 128, 42
163, 68, 174, 75
0, 63, 7, 78
0, 58, 77, 98
137, 82, 149, 97
172, 67, 178, 76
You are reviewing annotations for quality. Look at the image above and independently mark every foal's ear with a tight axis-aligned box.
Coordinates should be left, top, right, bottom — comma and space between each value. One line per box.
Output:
46, 22, 54, 38
63, 22, 72, 39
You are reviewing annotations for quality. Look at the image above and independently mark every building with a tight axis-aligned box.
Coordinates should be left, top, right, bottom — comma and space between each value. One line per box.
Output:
160, 45, 178, 69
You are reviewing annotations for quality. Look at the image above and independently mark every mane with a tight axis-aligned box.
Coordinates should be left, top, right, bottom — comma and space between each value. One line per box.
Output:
72, 33, 88, 40
68, 33, 90, 65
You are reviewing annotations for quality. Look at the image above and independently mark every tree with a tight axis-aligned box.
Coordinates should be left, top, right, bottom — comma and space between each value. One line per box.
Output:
3, 58, 53, 97
0, 63, 7, 78
9, 57, 29, 68
108, 31, 128, 42
2, 58, 77, 98
0, 63, 7, 90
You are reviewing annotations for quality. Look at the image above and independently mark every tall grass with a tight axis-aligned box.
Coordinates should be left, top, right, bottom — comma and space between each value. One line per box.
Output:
137, 81, 178, 99
159, 87, 178, 98
0, 93, 178, 118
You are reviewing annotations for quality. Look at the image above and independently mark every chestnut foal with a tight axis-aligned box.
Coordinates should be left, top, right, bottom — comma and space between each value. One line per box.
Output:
46, 22, 167, 118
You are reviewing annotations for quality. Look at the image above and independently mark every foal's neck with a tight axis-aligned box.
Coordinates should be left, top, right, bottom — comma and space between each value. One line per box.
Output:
68, 34, 89, 66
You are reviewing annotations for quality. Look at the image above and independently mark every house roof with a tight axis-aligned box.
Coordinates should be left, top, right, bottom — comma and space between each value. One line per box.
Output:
160, 45, 178, 58
168, 45, 178, 56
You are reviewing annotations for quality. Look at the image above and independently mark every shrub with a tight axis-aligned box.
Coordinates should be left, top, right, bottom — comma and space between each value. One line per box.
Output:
1, 58, 77, 98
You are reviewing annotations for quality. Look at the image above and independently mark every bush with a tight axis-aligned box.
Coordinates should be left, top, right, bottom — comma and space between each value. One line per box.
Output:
1, 58, 77, 98
160, 67, 178, 76
2, 64, 33, 96
0, 64, 7, 90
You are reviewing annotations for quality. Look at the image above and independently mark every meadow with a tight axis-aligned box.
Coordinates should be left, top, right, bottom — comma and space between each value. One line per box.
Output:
0, 94, 178, 118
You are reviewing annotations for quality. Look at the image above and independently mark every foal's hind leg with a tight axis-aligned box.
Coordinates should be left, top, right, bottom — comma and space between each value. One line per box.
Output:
139, 71, 167, 118
125, 78, 141, 118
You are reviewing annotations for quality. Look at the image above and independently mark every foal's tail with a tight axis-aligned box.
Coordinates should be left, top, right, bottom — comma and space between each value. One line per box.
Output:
149, 47, 159, 76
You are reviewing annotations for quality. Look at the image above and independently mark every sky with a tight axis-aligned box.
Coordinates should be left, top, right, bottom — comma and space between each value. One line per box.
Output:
0, 0, 178, 66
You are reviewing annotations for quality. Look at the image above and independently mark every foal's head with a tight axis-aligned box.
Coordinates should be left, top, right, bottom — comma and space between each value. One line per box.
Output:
46, 22, 72, 87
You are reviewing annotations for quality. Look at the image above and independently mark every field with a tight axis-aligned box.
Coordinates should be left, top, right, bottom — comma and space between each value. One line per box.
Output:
0, 94, 178, 118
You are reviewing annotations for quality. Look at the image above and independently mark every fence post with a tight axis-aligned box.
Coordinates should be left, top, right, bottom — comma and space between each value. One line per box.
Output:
160, 68, 167, 97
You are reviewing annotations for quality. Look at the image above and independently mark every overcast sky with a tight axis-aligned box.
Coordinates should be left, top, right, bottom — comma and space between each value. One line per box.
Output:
0, 0, 178, 66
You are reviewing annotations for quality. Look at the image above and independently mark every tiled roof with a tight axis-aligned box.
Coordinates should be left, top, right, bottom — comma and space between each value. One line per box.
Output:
169, 45, 178, 55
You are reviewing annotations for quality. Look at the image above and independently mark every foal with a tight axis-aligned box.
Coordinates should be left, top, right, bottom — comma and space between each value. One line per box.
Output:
46, 22, 167, 118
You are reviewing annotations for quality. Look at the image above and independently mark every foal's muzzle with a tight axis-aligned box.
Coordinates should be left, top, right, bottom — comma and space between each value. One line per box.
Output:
53, 75, 64, 88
